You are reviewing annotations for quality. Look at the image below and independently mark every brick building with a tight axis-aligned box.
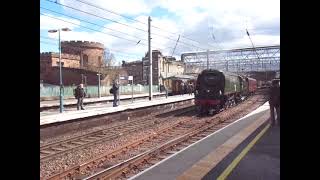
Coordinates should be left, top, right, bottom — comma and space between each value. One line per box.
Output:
121, 60, 143, 84
122, 50, 185, 86
61, 41, 105, 69
161, 55, 185, 79
40, 41, 125, 86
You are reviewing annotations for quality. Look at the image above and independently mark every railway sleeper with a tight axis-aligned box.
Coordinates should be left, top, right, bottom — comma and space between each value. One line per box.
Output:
191, 136, 203, 141
166, 150, 179, 154
86, 136, 101, 140
70, 141, 85, 146
180, 142, 191, 147
189, 139, 200, 143
50, 147, 67, 151
148, 159, 159, 165
93, 134, 107, 138
198, 134, 208, 138
80, 139, 95, 143
40, 150, 54, 154
158, 154, 168, 160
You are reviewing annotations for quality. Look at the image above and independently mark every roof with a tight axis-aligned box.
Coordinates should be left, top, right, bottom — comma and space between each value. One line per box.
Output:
163, 74, 197, 80
167, 60, 184, 64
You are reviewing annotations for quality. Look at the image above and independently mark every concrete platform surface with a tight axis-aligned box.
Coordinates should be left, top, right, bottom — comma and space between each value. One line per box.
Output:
40, 92, 165, 108
40, 94, 194, 126
223, 123, 280, 180
129, 102, 270, 180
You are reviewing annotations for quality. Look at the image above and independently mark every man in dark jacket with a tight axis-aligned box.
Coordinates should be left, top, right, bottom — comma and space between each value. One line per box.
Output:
269, 80, 280, 126
112, 80, 119, 107
180, 82, 185, 95
74, 84, 86, 110
188, 83, 194, 95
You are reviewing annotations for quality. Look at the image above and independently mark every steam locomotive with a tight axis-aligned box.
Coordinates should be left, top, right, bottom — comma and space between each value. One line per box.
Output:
195, 69, 257, 115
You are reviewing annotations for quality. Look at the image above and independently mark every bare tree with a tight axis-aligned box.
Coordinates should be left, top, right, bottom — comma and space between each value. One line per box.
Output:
104, 48, 117, 66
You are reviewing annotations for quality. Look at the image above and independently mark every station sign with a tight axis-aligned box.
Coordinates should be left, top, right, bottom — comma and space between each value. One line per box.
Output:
119, 76, 133, 81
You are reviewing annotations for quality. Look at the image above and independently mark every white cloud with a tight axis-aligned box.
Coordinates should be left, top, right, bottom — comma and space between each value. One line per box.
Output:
222, 34, 280, 49
42, 0, 279, 62
154, 0, 279, 42
60, 0, 152, 16
40, 13, 81, 30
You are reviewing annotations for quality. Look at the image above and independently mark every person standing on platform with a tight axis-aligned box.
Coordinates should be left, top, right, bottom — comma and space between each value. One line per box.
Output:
112, 80, 119, 107
180, 82, 185, 95
188, 83, 194, 95
184, 83, 188, 95
74, 83, 86, 110
269, 79, 280, 126
164, 85, 168, 98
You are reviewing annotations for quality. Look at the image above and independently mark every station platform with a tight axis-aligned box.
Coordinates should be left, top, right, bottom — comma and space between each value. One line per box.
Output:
216, 123, 279, 180
129, 102, 279, 180
40, 92, 165, 108
40, 94, 194, 126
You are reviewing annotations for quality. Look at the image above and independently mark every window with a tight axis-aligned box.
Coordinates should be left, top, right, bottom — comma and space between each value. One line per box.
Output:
83, 54, 89, 66
98, 56, 102, 66
162, 61, 165, 72
56, 62, 64, 66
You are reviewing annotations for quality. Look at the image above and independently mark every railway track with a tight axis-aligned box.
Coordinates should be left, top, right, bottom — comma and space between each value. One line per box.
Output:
40, 105, 196, 162
45, 94, 266, 180
85, 119, 230, 180
83, 96, 265, 180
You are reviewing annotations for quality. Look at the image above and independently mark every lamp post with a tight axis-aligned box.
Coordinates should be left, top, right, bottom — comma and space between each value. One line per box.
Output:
84, 75, 87, 94
118, 74, 121, 105
97, 73, 101, 98
80, 51, 84, 84
131, 65, 136, 103
48, 27, 71, 113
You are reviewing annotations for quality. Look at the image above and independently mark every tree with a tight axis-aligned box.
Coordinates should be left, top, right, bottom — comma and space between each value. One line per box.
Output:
104, 48, 117, 66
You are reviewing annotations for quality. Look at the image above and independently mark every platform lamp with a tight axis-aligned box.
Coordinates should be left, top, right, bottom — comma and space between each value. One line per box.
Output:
97, 73, 101, 98
48, 28, 71, 113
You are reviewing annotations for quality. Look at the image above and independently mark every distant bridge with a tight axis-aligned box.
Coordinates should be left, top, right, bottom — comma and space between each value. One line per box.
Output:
181, 45, 280, 73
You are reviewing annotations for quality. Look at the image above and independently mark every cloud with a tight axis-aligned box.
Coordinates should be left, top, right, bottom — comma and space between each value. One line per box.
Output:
153, 0, 279, 44
222, 34, 280, 49
60, 0, 152, 16
250, 18, 280, 36
40, 13, 81, 30
42, 0, 279, 62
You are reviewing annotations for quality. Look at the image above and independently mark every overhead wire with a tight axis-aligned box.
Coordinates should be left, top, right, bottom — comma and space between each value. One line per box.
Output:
68, 0, 212, 45
41, 6, 149, 43
41, 6, 175, 50
40, 13, 148, 46
43, 0, 206, 50
40, 12, 178, 53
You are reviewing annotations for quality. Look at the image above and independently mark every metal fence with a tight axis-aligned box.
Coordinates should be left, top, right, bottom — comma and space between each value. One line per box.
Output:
40, 85, 159, 98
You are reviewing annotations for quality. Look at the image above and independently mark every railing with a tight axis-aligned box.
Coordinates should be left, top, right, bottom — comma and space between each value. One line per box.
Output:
40, 85, 159, 98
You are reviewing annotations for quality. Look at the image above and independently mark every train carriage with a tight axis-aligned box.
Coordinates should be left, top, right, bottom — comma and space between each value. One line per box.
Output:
247, 77, 257, 94
163, 75, 197, 95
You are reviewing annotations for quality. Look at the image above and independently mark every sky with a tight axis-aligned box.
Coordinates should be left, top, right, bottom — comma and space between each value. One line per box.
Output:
40, 0, 280, 63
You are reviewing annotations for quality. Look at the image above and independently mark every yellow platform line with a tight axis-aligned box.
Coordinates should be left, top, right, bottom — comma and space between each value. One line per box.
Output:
217, 123, 271, 180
